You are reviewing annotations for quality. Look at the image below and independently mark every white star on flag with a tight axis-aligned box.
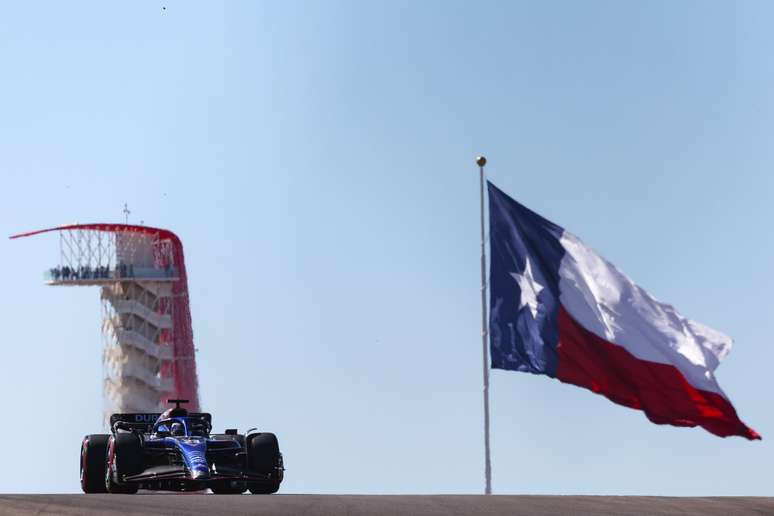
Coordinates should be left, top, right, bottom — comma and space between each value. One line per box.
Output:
510, 257, 544, 318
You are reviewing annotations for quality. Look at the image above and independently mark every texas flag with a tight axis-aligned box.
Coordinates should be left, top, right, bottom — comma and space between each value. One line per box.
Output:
488, 181, 759, 440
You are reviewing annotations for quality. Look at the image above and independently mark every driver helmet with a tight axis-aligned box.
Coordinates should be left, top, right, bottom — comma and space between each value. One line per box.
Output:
170, 422, 185, 436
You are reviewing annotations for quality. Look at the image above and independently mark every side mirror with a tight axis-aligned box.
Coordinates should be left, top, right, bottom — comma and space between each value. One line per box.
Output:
156, 424, 170, 435
112, 421, 130, 433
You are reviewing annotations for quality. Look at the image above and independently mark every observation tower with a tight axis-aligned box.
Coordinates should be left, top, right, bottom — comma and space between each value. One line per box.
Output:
11, 223, 200, 419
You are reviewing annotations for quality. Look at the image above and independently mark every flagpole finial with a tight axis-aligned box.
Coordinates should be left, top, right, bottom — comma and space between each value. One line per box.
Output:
476, 155, 487, 167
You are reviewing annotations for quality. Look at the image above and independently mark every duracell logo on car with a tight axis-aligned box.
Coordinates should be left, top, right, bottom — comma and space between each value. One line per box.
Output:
133, 414, 160, 423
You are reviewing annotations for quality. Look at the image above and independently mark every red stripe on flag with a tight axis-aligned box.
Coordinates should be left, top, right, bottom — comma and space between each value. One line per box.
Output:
555, 306, 760, 440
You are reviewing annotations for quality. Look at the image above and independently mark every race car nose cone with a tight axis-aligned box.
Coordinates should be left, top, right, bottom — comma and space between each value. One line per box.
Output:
190, 467, 211, 480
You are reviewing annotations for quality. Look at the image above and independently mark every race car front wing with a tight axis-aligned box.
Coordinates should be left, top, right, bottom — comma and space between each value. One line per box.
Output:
123, 464, 280, 483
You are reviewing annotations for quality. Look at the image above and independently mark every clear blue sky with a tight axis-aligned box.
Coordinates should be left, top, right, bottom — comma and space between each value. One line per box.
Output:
1, 1, 772, 495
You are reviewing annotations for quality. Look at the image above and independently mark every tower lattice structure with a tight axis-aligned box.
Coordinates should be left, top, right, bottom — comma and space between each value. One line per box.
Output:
12, 224, 200, 421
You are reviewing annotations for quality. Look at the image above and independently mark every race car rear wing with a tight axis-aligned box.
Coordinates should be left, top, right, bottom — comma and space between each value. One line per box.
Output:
110, 412, 212, 433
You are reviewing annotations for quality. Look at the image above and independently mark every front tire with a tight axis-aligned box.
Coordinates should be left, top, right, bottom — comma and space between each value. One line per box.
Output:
210, 481, 246, 494
249, 480, 281, 495
246, 433, 282, 495
80, 435, 109, 493
105, 433, 141, 494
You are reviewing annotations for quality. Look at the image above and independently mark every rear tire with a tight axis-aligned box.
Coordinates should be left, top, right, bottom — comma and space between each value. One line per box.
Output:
246, 433, 282, 495
80, 435, 109, 493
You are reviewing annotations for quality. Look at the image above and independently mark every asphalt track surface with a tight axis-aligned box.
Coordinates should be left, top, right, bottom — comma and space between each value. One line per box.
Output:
1, 494, 773, 516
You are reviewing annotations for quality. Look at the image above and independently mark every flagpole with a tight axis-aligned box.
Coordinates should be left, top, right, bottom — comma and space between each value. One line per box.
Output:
476, 155, 492, 495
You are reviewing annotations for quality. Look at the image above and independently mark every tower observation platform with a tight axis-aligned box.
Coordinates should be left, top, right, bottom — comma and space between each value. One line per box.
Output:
11, 223, 200, 420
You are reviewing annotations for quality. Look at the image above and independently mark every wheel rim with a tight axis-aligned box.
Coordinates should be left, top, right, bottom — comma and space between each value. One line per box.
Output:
80, 442, 87, 491
105, 441, 113, 492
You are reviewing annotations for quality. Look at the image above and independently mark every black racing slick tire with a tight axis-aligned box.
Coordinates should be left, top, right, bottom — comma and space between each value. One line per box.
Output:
105, 433, 142, 494
249, 480, 281, 495
246, 433, 282, 495
80, 434, 109, 493
209, 481, 246, 494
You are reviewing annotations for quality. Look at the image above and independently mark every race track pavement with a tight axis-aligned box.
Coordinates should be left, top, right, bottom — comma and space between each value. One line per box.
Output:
0, 494, 773, 516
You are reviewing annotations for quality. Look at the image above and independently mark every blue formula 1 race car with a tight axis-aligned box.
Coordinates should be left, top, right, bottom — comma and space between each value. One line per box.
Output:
79, 400, 284, 494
